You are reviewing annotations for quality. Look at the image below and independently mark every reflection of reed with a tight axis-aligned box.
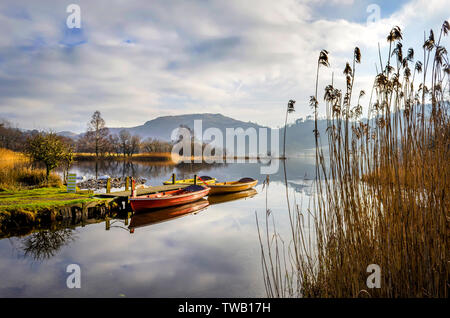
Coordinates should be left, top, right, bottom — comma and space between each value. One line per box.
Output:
256, 175, 291, 298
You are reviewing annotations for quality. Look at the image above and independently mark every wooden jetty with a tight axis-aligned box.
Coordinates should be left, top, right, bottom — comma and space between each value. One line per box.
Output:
96, 184, 188, 199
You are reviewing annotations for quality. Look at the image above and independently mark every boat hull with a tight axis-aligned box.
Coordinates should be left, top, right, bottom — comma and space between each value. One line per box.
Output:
130, 187, 210, 212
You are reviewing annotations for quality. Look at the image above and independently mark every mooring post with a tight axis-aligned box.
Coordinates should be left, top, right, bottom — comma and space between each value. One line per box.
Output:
172, 173, 176, 184
131, 177, 136, 198
125, 176, 130, 191
106, 178, 111, 193
194, 174, 197, 185
105, 218, 110, 231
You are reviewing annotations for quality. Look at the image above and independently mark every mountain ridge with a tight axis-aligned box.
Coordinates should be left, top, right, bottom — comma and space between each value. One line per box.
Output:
58, 112, 328, 155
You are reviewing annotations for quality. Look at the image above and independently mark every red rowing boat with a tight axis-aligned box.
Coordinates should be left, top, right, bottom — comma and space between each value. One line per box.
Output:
129, 184, 210, 212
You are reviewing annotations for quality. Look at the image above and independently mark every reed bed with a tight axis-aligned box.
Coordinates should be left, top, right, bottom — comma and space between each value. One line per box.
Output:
0, 148, 26, 164
0, 148, 62, 190
258, 22, 449, 298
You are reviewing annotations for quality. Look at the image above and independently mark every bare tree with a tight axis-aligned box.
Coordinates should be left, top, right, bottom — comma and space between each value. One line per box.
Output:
141, 137, 172, 153
86, 111, 109, 158
118, 130, 142, 157
107, 134, 121, 156
119, 130, 131, 157
130, 135, 141, 155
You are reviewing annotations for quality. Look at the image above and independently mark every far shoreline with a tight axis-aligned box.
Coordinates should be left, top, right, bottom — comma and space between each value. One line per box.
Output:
73, 152, 316, 163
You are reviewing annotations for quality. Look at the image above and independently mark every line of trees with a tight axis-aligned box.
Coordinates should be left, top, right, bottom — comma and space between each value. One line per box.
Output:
0, 119, 32, 151
1, 111, 219, 160
0, 111, 176, 158
76, 111, 173, 157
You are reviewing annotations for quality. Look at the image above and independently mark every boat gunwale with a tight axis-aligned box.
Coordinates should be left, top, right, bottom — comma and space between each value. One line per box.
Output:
130, 187, 210, 201
208, 180, 258, 189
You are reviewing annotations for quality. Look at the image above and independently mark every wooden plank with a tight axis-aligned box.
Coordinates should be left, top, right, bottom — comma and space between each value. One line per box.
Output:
96, 184, 188, 198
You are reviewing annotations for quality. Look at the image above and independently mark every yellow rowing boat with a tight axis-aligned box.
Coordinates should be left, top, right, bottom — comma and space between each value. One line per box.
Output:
208, 177, 258, 195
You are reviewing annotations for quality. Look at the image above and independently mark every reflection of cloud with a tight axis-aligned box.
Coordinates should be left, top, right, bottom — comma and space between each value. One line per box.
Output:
285, 179, 315, 197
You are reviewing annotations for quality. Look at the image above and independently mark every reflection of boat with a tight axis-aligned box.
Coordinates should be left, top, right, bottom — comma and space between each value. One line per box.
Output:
208, 188, 257, 205
208, 178, 258, 195
130, 185, 210, 212
163, 176, 216, 185
129, 199, 210, 229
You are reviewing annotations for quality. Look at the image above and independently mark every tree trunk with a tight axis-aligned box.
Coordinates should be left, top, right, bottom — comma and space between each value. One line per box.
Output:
46, 166, 50, 186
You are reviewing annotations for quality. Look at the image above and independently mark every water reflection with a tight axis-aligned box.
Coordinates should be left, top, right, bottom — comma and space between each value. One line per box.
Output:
66, 159, 175, 181
105, 217, 132, 232
129, 200, 210, 231
0, 159, 316, 297
63, 158, 316, 188
19, 228, 75, 261
207, 189, 257, 205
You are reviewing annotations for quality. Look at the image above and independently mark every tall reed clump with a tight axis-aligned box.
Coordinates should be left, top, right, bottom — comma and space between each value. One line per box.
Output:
0, 148, 62, 190
259, 22, 449, 298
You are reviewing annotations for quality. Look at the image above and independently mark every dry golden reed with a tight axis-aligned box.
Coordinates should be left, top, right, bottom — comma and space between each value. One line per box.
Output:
0, 148, 62, 190
258, 22, 449, 298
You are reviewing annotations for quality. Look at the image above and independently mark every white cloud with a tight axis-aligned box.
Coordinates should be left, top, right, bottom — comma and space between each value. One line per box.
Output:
0, 0, 448, 132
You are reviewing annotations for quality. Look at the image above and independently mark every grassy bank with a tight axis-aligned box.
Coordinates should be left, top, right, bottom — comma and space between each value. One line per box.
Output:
0, 187, 94, 213
0, 187, 119, 232
0, 148, 121, 230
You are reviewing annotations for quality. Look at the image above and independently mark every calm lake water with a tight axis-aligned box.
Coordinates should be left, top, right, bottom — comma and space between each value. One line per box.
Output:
0, 158, 316, 297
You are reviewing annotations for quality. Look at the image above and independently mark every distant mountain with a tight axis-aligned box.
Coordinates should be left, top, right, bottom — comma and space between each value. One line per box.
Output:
58, 113, 329, 155
57, 131, 80, 139
283, 118, 328, 155
107, 113, 268, 141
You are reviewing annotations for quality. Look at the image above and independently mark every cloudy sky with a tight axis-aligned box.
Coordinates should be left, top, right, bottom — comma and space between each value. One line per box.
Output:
0, 0, 448, 132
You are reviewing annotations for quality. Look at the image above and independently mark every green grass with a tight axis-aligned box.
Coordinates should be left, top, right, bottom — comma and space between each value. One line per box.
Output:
0, 187, 95, 213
